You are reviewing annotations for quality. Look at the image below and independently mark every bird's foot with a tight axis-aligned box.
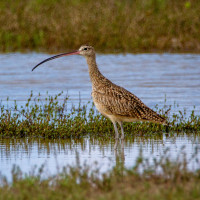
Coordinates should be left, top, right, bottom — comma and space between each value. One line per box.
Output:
114, 138, 119, 149
121, 139, 124, 149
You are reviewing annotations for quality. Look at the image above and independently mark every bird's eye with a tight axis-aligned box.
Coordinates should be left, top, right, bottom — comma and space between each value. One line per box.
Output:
83, 48, 88, 51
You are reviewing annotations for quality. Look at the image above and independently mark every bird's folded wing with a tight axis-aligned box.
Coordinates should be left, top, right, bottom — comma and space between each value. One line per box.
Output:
92, 84, 165, 122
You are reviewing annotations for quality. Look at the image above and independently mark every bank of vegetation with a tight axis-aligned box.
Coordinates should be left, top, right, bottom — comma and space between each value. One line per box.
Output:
0, 92, 199, 138
0, 0, 200, 53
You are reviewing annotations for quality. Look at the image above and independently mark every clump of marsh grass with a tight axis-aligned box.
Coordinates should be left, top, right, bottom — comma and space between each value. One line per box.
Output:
0, 92, 199, 138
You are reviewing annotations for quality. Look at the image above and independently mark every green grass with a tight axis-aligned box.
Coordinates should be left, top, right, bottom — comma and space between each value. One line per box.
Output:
0, 148, 200, 200
0, 92, 199, 139
0, 0, 200, 53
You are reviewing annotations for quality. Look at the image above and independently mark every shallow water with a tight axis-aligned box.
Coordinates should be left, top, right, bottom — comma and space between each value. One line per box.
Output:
0, 53, 200, 113
0, 52, 200, 181
0, 135, 199, 181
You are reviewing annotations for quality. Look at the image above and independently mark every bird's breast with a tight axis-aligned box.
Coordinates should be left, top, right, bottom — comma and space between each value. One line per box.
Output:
91, 91, 112, 116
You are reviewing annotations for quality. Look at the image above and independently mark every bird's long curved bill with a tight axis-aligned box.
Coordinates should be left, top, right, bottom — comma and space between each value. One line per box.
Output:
32, 50, 80, 71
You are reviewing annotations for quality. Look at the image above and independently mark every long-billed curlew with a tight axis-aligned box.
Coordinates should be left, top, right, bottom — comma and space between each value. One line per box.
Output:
32, 45, 167, 149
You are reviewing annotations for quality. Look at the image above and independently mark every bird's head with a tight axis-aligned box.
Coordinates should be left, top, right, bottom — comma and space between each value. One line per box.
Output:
78, 45, 95, 57
32, 45, 95, 71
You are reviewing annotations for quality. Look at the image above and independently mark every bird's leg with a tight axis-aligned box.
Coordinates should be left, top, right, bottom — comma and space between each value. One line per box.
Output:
118, 121, 124, 140
113, 122, 119, 149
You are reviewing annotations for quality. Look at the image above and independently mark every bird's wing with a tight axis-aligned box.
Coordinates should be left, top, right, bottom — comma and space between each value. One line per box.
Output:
92, 83, 165, 123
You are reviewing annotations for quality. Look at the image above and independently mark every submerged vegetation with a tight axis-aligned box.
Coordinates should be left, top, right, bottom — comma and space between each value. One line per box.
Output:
0, 0, 200, 53
0, 92, 199, 138
0, 148, 200, 200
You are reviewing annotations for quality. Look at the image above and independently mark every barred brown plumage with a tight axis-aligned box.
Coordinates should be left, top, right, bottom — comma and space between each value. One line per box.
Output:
32, 45, 167, 149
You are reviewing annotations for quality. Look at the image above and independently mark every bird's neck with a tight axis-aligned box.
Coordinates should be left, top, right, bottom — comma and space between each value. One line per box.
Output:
86, 55, 105, 88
